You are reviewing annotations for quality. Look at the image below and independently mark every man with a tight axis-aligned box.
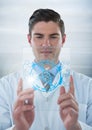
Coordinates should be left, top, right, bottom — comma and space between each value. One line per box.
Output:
0, 8, 92, 130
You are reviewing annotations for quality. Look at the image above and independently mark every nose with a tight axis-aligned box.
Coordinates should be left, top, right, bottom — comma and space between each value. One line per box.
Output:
42, 38, 50, 47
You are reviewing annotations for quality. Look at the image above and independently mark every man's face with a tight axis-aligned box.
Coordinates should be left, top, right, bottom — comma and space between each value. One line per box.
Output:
28, 21, 66, 64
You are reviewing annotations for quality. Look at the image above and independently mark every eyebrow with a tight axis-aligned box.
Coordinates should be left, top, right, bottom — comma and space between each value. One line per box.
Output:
50, 33, 60, 36
33, 33, 43, 36
33, 33, 60, 36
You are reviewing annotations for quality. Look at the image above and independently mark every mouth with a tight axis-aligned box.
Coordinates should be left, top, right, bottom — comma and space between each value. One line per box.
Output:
40, 50, 52, 54
40, 48, 53, 54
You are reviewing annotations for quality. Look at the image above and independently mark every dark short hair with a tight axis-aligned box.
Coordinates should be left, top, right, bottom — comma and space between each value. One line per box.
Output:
28, 8, 65, 36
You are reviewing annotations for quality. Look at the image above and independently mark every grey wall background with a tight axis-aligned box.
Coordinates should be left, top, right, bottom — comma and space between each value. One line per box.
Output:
0, 0, 92, 78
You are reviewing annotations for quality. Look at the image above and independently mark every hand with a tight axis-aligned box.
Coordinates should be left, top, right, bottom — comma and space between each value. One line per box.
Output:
58, 75, 81, 130
13, 78, 35, 130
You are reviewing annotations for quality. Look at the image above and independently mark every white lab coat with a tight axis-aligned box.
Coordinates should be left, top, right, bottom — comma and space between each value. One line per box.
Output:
0, 65, 92, 130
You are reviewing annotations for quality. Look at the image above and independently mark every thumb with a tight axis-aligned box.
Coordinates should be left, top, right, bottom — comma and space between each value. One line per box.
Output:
60, 86, 66, 95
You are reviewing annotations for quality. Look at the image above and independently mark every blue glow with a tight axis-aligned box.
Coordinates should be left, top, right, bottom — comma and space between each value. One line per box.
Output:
23, 60, 64, 92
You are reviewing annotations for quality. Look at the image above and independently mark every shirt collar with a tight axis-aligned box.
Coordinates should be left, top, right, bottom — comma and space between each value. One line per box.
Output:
33, 61, 62, 76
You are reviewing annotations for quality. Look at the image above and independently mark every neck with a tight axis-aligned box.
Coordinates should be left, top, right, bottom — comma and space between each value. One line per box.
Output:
34, 59, 59, 70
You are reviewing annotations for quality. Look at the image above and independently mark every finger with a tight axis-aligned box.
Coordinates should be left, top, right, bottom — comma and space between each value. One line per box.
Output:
21, 104, 35, 111
60, 86, 66, 95
13, 106, 22, 120
13, 105, 35, 120
17, 78, 23, 96
58, 92, 75, 104
14, 88, 34, 108
62, 107, 78, 118
59, 98, 79, 112
19, 93, 34, 105
68, 75, 74, 96
14, 92, 34, 110
18, 88, 34, 97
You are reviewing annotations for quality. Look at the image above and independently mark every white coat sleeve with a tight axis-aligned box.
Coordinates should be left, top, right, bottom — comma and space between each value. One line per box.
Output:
0, 76, 15, 130
79, 78, 92, 130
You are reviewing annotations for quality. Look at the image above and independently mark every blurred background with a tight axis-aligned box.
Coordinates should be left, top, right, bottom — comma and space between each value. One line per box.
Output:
0, 0, 92, 78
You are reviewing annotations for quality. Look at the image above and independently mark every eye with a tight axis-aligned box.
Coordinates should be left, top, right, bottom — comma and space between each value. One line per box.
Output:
37, 36, 42, 38
36, 35, 43, 39
50, 36, 58, 39
51, 36, 57, 38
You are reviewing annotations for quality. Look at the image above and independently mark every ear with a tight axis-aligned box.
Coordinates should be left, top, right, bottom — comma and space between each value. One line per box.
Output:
62, 34, 66, 46
27, 34, 31, 44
